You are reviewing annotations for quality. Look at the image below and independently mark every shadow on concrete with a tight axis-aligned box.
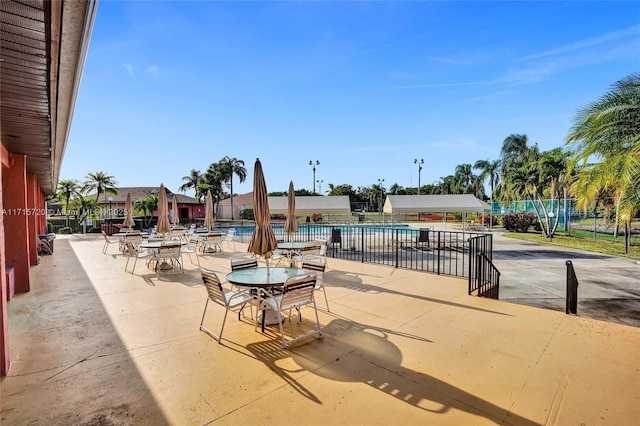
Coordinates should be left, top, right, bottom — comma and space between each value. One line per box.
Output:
246, 318, 539, 425
2, 240, 169, 425
325, 270, 512, 317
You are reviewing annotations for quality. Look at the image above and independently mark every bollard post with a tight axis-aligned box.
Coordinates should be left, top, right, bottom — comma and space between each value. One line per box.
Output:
566, 260, 579, 315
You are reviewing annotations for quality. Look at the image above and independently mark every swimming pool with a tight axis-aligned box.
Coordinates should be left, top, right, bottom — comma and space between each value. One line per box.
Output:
232, 223, 413, 236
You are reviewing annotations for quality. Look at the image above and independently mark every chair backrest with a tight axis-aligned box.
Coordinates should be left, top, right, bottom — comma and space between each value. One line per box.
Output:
158, 242, 181, 259
124, 232, 141, 242
280, 274, 316, 308
418, 229, 430, 243
301, 243, 321, 254
230, 254, 257, 271
224, 228, 236, 240
200, 269, 226, 306
301, 255, 326, 273
123, 241, 138, 256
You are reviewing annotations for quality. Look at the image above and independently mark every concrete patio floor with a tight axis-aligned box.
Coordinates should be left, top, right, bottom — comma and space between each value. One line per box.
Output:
2, 234, 639, 425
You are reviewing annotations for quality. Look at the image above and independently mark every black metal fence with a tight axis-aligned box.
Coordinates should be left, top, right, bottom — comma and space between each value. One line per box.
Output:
254, 223, 494, 280
470, 253, 500, 299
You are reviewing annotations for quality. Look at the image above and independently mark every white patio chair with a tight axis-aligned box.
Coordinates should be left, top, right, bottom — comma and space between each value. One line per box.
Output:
301, 254, 329, 311
199, 269, 255, 343
256, 273, 322, 349
223, 228, 237, 251
230, 253, 258, 271
122, 232, 142, 253
201, 232, 223, 254
102, 231, 120, 254
155, 242, 183, 274
123, 242, 155, 274
182, 237, 201, 267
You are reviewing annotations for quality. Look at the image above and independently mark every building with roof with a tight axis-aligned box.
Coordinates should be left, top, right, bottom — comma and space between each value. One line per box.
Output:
0, 0, 98, 375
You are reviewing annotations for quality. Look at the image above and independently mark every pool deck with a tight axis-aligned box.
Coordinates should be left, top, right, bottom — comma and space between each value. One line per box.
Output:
1, 234, 639, 425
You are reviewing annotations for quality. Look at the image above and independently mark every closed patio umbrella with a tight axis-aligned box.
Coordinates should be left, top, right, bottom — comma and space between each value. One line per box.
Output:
248, 159, 278, 271
284, 180, 297, 240
171, 195, 180, 226
156, 184, 171, 235
123, 192, 135, 228
204, 190, 214, 230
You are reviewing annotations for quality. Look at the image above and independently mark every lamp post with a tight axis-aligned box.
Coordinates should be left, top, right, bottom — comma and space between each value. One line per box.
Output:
316, 179, 323, 195
309, 160, 320, 194
378, 178, 385, 212
107, 196, 113, 221
414, 159, 424, 195
548, 211, 555, 243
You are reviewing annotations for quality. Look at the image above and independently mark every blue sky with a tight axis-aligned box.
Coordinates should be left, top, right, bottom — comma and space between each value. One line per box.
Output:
62, 1, 640, 198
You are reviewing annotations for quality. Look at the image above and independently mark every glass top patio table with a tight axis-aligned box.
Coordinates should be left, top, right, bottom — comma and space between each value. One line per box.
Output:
139, 240, 187, 249
226, 267, 308, 288
277, 242, 307, 250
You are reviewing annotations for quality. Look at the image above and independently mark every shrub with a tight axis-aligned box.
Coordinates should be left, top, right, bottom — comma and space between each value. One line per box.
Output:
239, 208, 254, 220
479, 213, 499, 226
58, 227, 72, 234
502, 211, 537, 233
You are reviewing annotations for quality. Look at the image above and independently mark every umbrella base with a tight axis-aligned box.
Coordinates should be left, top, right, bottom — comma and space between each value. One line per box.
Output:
257, 309, 280, 326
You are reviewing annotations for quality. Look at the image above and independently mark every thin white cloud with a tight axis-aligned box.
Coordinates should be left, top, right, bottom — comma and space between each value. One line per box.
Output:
147, 65, 159, 76
122, 64, 133, 75
521, 24, 640, 61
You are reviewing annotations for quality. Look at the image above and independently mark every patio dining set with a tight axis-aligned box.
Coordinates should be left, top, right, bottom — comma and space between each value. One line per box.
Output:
102, 225, 237, 275
102, 227, 329, 349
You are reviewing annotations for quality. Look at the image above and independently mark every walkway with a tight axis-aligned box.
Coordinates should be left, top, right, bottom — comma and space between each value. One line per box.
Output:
2, 234, 639, 425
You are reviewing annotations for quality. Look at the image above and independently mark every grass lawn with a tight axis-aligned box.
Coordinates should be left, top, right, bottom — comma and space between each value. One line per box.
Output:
502, 231, 640, 260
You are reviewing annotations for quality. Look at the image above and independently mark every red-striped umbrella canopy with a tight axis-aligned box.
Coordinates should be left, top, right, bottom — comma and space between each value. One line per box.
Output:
284, 180, 297, 236
171, 195, 180, 225
248, 159, 277, 260
156, 184, 171, 235
123, 192, 135, 228
204, 190, 214, 229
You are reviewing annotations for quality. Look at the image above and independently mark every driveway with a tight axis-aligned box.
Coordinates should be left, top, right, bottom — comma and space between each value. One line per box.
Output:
491, 231, 640, 327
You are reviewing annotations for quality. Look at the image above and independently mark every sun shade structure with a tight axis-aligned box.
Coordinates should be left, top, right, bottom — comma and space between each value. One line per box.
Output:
123, 193, 135, 228
248, 159, 278, 265
204, 190, 214, 230
171, 195, 180, 225
284, 181, 298, 236
157, 184, 171, 235
383, 194, 490, 214
268, 195, 351, 215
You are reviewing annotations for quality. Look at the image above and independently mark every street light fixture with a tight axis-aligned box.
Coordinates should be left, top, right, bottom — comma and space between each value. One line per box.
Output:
107, 196, 113, 220
309, 160, 320, 194
414, 159, 424, 195
378, 178, 385, 212
316, 179, 323, 195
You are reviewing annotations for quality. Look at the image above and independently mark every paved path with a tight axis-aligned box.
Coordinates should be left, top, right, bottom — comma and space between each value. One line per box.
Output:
490, 231, 640, 327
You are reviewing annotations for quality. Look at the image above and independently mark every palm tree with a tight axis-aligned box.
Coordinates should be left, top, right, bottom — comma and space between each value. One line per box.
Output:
453, 163, 475, 194
218, 156, 247, 220
82, 171, 118, 204
179, 169, 202, 194
203, 162, 226, 214
56, 179, 81, 227
500, 134, 529, 177
566, 73, 640, 240
474, 159, 500, 227
134, 194, 158, 229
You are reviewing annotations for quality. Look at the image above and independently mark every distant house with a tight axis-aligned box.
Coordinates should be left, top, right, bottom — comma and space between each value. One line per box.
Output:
217, 192, 254, 219
88, 186, 205, 220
